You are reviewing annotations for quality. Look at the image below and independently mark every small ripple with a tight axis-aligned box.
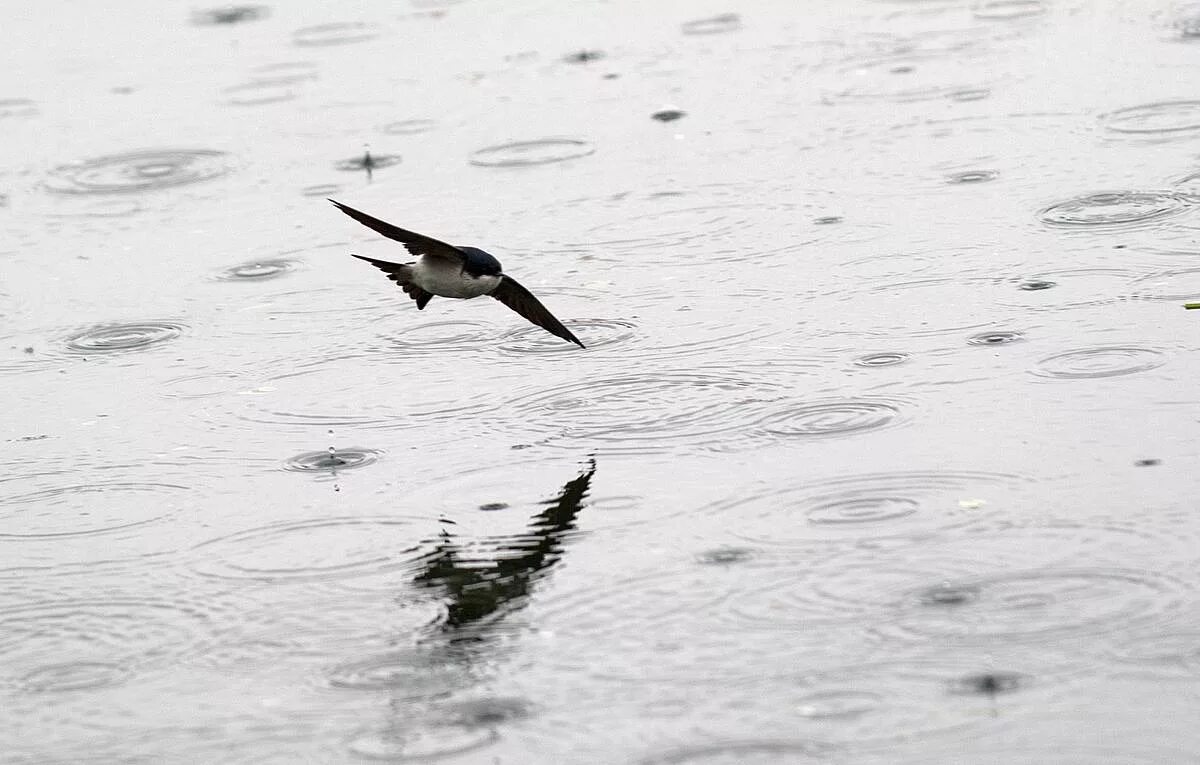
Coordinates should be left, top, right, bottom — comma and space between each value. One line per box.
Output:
282, 448, 380, 475
371, 319, 493, 355
189, 516, 425, 583
946, 169, 998, 184
301, 183, 341, 197
191, 5, 269, 25
334, 153, 401, 172
469, 138, 595, 168
0, 481, 187, 538
17, 661, 130, 692
216, 259, 297, 281
1106, 630, 1200, 676
640, 741, 824, 764
701, 471, 1023, 547
345, 725, 499, 761
1102, 100, 1200, 136
327, 646, 473, 693
502, 372, 773, 454
1038, 191, 1191, 228
973, 0, 1047, 19
853, 352, 910, 367
496, 319, 637, 355
966, 330, 1023, 346
995, 268, 1135, 311
223, 78, 303, 106
1032, 346, 1166, 379
0, 594, 229, 684
382, 119, 437, 135
755, 399, 904, 439
293, 22, 381, 46
1129, 267, 1200, 301
45, 149, 233, 194
0, 98, 38, 118
947, 670, 1028, 695
829, 54, 989, 103
680, 13, 742, 35
63, 321, 184, 354
45, 198, 142, 217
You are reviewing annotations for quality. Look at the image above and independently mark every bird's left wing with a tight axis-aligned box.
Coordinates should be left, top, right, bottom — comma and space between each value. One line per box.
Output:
329, 199, 464, 265
491, 276, 585, 348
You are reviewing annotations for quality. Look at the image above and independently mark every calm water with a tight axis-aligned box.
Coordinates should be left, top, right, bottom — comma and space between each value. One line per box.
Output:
3, 0, 1200, 762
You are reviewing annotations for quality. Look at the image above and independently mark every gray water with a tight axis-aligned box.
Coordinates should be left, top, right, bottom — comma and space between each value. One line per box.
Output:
3, 0, 1200, 762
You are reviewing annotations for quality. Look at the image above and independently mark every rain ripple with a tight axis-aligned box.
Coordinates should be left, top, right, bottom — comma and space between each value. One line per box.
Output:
44, 149, 233, 194
0, 480, 187, 538
1031, 346, 1167, 379
282, 447, 380, 475
215, 259, 297, 281
680, 13, 742, 35
973, 0, 1047, 20
63, 321, 185, 354
503, 374, 908, 453
0, 98, 38, 118
1101, 100, 1200, 136
188, 516, 425, 584
468, 139, 595, 167
700, 470, 1024, 546
496, 319, 638, 355
1038, 191, 1192, 228
292, 22, 380, 46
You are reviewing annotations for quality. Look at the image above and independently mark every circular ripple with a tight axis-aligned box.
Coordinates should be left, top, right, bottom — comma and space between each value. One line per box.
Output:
1032, 346, 1166, 379
946, 170, 997, 184
0, 596, 219, 676
853, 352, 910, 367
756, 399, 902, 438
0, 481, 187, 538
45, 149, 232, 194
0, 98, 38, 118
282, 448, 380, 474
327, 647, 473, 694
680, 13, 742, 35
1038, 191, 1190, 228
1102, 101, 1200, 135
468, 139, 595, 167
496, 319, 636, 355
891, 569, 1184, 642
503, 373, 777, 453
641, 742, 824, 764
382, 119, 437, 135
375, 320, 492, 354
973, 0, 1046, 19
61, 322, 183, 355
346, 725, 499, 762
190, 517, 424, 583
703, 471, 1020, 546
1129, 267, 1200, 301
967, 330, 1023, 346
192, 5, 268, 25
293, 22, 380, 46
223, 78, 301, 106
216, 259, 297, 281
334, 153, 401, 172
18, 661, 130, 692
63, 322, 183, 354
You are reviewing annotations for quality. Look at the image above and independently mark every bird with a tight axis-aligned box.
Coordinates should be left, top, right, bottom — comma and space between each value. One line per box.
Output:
329, 200, 584, 348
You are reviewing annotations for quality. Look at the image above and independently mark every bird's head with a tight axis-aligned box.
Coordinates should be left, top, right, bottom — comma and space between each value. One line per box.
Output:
458, 246, 503, 277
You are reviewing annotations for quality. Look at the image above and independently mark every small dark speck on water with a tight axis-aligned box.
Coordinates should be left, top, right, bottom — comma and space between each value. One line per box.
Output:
652, 109, 686, 122
23, 346, 34, 354
1018, 280, 1056, 291
814, 216, 842, 225
603, 73, 619, 80
1114, 244, 1127, 249
950, 672, 1026, 696
1134, 458, 1161, 467
511, 444, 533, 450
478, 502, 509, 511
564, 50, 605, 64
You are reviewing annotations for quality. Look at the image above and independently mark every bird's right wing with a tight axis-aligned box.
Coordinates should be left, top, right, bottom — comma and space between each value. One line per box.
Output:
330, 199, 464, 265
491, 276, 585, 348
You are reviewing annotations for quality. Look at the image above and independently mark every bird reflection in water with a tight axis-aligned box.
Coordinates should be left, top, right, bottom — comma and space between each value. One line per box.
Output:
413, 458, 596, 636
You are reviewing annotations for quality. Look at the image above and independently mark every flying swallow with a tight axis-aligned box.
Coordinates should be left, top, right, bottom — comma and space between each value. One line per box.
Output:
330, 200, 584, 348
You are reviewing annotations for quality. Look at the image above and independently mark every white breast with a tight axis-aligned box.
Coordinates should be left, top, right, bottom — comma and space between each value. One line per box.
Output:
411, 259, 500, 299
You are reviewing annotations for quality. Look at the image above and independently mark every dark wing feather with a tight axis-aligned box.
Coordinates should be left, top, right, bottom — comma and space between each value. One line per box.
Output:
351, 254, 434, 310
330, 199, 464, 265
491, 275, 585, 348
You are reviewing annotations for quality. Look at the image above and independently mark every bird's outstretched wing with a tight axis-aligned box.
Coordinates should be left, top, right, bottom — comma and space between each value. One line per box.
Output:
330, 199, 464, 265
352, 254, 434, 309
491, 275, 585, 348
